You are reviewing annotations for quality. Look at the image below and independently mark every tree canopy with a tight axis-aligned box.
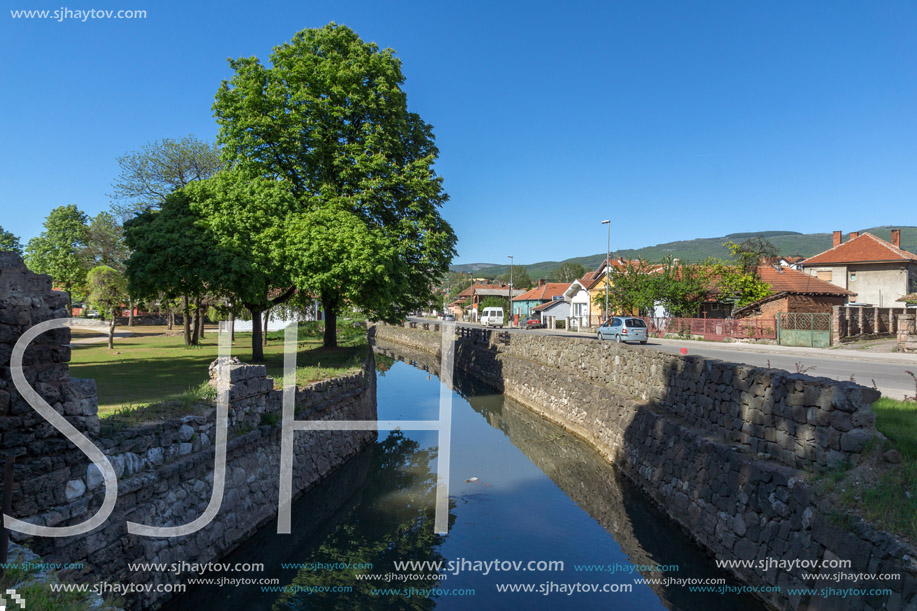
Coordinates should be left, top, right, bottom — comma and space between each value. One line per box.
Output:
82, 211, 129, 272
554, 262, 585, 283
25, 204, 89, 313
86, 265, 128, 349
213, 23, 456, 348
110, 135, 222, 217
0, 226, 23, 255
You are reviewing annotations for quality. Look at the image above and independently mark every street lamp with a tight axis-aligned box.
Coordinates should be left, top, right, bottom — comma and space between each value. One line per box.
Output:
602, 220, 610, 323
507, 255, 513, 326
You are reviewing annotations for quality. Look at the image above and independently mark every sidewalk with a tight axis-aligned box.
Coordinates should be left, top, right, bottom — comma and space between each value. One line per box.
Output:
649, 336, 917, 365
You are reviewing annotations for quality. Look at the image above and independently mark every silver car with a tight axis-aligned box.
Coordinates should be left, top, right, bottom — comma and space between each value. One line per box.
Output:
597, 316, 648, 344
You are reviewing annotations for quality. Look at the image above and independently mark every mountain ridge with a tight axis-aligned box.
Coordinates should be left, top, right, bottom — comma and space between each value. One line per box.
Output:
451, 226, 917, 280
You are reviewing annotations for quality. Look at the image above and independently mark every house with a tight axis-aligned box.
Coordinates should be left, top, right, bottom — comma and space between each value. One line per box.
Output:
777, 255, 805, 270
533, 298, 570, 329
511, 280, 570, 318
732, 265, 854, 318
452, 283, 525, 320
801, 230, 917, 306
563, 277, 594, 329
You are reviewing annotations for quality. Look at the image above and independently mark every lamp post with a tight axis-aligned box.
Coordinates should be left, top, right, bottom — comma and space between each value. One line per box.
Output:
602, 219, 610, 323
507, 255, 513, 326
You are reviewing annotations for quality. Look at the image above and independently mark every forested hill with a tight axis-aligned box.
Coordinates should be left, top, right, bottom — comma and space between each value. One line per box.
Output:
451, 226, 917, 279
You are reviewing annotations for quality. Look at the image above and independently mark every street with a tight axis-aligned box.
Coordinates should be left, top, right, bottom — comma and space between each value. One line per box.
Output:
413, 318, 917, 400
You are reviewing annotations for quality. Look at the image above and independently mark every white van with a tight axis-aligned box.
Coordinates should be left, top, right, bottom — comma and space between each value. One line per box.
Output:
480, 307, 505, 328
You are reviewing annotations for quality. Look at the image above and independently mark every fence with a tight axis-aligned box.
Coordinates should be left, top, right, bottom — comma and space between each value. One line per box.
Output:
641, 317, 777, 341
777, 312, 831, 348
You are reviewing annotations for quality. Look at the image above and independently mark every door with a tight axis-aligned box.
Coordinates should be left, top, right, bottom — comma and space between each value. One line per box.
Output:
778, 313, 832, 347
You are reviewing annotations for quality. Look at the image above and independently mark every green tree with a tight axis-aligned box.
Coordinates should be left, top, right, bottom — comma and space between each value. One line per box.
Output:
713, 238, 774, 309
82, 211, 129, 271
554, 262, 585, 283
213, 23, 456, 349
24, 204, 89, 315
0, 226, 23, 255
656, 257, 713, 317
124, 192, 226, 347
86, 265, 128, 349
110, 135, 221, 217
497, 265, 532, 290
182, 171, 298, 360
592, 258, 660, 316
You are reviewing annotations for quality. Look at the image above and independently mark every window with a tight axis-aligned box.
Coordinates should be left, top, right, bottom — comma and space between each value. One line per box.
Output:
625, 318, 647, 328
849, 272, 857, 282
817, 270, 833, 282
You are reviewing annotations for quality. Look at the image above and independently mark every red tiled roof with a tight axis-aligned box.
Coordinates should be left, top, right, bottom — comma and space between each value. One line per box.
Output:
456, 283, 507, 298
533, 299, 567, 312
512, 283, 570, 302
756, 265, 854, 296
804, 233, 917, 265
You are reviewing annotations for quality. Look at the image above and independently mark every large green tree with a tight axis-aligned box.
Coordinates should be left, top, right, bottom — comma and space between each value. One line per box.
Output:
25, 204, 89, 315
213, 23, 456, 349
110, 135, 222, 217
124, 192, 225, 347
86, 265, 128, 349
183, 171, 298, 360
0, 226, 23, 255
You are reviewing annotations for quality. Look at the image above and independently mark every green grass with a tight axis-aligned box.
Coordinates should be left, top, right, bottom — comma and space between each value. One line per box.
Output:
814, 396, 917, 540
70, 323, 367, 417
1, 556, 122, 610
873, 397, 917, 460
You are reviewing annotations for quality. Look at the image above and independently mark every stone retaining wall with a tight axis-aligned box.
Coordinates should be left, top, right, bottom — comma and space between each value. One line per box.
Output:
0, 253, 377, 608
373, 323, 917, 611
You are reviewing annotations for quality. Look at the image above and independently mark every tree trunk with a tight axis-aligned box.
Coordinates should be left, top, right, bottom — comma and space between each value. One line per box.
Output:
263, 308, 270, 346
198, 302, 206, 339
168, 309, 174, 331
191, 296, 201, 345
248, 306, 264, 362
229, 311, 235, 342
108, 315, 116, 350
182, 295, 191, 345
128, 298, 134, 327
321, 294, 337, 349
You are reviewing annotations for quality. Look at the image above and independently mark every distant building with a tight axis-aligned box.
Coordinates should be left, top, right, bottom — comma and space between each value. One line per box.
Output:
512, 280, 570, 318
733, 265, 855, 318
801, 230, 917, 306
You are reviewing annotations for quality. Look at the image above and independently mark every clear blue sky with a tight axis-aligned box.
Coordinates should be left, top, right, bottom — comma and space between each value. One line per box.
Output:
2, 0, 915, 265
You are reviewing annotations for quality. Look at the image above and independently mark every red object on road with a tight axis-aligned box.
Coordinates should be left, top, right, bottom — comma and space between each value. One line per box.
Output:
514, 314, 519, 326
680, 347, 688, 355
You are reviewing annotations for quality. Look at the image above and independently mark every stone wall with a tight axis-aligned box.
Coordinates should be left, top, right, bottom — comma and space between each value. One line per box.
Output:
373, 323, 916, 611
0, 253, 377, 608
832, 305, 912, 344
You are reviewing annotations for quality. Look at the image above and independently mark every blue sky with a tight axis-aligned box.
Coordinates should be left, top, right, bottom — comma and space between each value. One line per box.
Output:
2, 0, 915, 265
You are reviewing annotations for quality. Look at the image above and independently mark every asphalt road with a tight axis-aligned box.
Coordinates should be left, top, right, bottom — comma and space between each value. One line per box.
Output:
412, 318, 917, 400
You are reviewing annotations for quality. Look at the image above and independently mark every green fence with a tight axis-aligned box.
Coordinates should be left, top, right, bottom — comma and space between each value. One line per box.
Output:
777, 312, 832, 347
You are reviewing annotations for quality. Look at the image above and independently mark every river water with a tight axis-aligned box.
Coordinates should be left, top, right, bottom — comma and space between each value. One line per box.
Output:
170, 343, 764, 610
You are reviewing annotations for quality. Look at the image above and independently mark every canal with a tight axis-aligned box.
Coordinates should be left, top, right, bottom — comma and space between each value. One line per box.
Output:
171, 342, 764, 610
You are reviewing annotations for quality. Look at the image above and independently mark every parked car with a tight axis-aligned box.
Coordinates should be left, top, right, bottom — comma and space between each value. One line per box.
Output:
520, 316, 545, 329
480, 307, 505, 328
443, 314, 455, 322
597, 316, 648, 344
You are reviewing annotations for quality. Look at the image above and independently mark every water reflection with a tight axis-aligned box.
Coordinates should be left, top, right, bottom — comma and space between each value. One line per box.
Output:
172, 342, 763, 611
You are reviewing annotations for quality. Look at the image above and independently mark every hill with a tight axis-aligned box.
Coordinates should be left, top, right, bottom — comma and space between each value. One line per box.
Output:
452, 226, 917, 281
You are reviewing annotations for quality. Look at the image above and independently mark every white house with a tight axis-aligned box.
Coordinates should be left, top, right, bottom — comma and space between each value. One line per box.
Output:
563, 279, 592, 329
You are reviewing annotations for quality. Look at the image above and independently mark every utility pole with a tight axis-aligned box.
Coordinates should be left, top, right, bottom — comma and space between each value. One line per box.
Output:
602, 219, 610, 322
507, 255, 513, 326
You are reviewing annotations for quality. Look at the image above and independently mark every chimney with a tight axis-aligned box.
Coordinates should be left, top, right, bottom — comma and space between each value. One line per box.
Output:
538, 278, 545, 287
833, 231, 842, 247
850, 231, 859, 240
891, 229, 901, 248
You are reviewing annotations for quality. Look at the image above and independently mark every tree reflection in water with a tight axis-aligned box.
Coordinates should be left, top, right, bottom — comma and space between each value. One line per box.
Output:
275, 431, 455, 610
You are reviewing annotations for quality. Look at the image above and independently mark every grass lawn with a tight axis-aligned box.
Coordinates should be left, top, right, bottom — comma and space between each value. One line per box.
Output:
69, 323, 367, 417
817, 396, 917, 541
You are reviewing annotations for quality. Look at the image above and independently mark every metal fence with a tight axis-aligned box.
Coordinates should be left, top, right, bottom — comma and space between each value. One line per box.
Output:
777, 312, 831, 347
641, 317, 778, 341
